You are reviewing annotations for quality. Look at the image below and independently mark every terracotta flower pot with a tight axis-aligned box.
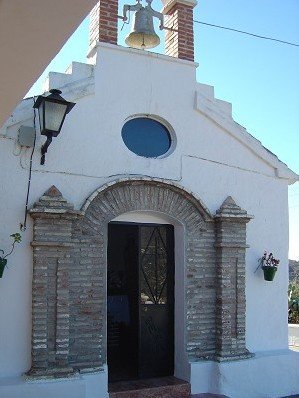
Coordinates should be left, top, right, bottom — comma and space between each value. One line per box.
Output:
0, 258, 7, 278
262, 266, 277, 281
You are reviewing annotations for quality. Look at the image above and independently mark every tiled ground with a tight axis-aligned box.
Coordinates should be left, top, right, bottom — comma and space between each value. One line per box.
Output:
109, 376, 190, 398
108, 377, 299, 398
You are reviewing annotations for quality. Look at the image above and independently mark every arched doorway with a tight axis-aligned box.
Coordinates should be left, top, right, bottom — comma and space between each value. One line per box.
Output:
78, 178, 213, 381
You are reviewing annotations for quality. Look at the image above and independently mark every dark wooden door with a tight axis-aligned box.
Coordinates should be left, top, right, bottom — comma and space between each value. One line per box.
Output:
107, 223, 174, 382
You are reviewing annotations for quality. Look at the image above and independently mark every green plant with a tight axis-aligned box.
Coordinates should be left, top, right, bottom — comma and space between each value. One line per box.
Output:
289, 281, 299, 324
0, 233, 22, 277
255, 251, 280, 281
261, 251, 280, 268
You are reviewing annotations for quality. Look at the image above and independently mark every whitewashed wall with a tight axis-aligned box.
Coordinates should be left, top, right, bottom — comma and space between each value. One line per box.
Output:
0, 43, 298, 397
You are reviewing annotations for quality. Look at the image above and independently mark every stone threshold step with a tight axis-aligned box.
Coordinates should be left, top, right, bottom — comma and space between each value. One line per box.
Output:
109, 376, 190, 398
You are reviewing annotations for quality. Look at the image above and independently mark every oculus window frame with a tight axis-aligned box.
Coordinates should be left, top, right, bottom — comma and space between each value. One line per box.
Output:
121, 115, 176, 159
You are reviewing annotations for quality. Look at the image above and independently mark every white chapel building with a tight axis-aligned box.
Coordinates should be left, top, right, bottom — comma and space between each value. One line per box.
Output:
0, 0, 299, 397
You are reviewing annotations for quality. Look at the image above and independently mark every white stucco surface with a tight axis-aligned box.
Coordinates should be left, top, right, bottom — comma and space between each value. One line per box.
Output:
191, 350, 299, 397
0, 43, 298, 397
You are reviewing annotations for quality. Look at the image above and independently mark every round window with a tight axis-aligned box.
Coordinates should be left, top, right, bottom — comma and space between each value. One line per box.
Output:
121, 117, 172, 158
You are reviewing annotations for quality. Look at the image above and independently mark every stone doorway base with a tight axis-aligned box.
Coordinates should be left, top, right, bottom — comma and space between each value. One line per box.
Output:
108, 376, 190, 398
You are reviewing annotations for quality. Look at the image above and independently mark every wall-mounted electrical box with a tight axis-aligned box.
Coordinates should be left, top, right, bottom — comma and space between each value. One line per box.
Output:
18, 126, 35, 147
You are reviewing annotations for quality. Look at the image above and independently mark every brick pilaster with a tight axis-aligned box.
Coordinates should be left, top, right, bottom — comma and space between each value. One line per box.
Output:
89, 0, 118, 50
214, 196, 253, 361
55, 257, 71, 367
27, 186, 82, 379
162, 0, 196, 61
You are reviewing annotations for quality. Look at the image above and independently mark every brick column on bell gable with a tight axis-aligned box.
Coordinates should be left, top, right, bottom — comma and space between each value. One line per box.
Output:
162, 0, 196, 62
89, 0, 118, 50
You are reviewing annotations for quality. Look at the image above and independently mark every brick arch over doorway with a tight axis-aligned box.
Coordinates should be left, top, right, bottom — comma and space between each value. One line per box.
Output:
28, 179, 253, 379
76, 178, 214, 369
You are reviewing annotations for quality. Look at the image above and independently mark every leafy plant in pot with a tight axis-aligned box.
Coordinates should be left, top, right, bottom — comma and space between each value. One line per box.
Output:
0, 233, 22, 278
258, 251, 280, 281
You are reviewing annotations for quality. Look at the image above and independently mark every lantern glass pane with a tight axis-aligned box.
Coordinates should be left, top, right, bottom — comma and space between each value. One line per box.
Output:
44, 101, 68, 132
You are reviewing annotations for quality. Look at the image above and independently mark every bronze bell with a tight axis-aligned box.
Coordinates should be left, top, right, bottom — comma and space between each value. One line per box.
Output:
123, 0, 164, 50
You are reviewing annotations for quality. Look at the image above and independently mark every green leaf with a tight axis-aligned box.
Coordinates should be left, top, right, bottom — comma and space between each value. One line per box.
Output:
10, 233, 22, 243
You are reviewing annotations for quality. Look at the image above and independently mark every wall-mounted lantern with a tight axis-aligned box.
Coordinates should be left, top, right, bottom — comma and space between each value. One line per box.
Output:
33, 89, 75, 165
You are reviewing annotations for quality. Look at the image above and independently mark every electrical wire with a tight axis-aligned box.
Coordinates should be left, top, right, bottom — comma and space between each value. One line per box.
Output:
20, 98, 37, 231
193, 20, 299, 47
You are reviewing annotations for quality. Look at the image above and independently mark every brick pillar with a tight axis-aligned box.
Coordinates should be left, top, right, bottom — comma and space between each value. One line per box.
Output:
162, 0, 196, 61
89, 0, 118, 50
27, 186, 82, 379
214, 196, 254, 361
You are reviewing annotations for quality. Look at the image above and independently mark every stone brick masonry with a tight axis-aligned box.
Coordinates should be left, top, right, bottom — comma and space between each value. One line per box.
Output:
214, 196, 253, 361
28, 178, 252, 378
89, 0, 118, 49
163, 1, 195, 62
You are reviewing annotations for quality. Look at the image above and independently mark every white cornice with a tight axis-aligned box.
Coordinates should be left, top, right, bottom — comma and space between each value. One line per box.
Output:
161, 0, 197, 14
87, 42, 199, 68
194, 89, 298, 184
